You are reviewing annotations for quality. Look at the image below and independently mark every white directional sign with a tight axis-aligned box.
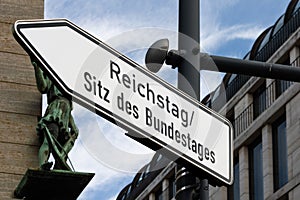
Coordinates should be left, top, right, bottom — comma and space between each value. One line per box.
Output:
13, 19, 233, 185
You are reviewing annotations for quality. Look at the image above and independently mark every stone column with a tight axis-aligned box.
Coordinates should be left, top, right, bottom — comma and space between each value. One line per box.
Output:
239, 146, 249, 200
286, 91, 300, 200
286, 93, 300, 180
162, 179, 169, 200
289, 46, 300, 66
262, 125, 273, 198
149, 192, 155, 200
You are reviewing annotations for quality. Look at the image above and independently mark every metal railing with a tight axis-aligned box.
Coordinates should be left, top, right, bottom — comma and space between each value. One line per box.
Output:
211, 75, 251, 111
275, 79, 293, 97
234, 104, 253, 138
254, 8, 300, 62
233, 79, 295, 139
226, 75, 251, 100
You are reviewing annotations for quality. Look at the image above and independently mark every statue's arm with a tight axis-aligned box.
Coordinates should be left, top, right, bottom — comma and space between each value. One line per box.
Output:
32, 61, 49, 93
69, 115, 79, 138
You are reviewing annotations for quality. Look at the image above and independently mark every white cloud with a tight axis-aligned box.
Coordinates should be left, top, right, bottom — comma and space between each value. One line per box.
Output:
67, 101, 155, 199
71, 104, 154, 172
201, 24, 263, 53
200, 0, 264, 53
45, 0, 178, 43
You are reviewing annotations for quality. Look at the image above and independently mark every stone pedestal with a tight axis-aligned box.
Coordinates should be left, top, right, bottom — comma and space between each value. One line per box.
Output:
14, 169, 94, 199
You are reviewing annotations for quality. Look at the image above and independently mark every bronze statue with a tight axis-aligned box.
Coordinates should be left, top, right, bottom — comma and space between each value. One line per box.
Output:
32, 60, 78, 171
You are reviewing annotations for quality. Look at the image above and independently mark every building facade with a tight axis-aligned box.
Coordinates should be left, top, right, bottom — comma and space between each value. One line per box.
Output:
117, 0, 300, 199
0, 1, 43, 199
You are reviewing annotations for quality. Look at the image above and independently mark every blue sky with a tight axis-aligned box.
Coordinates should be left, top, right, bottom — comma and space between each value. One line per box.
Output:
44, 0, 289, 199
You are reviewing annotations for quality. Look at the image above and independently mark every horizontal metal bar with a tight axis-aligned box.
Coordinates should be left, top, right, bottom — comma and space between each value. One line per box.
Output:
200, 53, 300, 82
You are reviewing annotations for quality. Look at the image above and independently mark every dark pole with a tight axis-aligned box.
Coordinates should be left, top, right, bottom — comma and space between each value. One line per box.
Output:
176, 0, 209, 200
178, 0, 200, 98
200, 53, 300, 82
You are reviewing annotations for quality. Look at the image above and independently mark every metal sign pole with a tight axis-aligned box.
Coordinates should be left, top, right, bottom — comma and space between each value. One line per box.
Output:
176, 0, 209, 199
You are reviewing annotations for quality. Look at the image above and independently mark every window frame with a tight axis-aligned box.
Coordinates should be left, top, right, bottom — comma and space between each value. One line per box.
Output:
272, 115, 288, 191
249, 136, 264, 200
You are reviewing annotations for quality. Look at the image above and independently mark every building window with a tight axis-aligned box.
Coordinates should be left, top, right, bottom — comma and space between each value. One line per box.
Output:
249, 137, 264, 200
253, 83, 267, 119
273, 116, 288, 191
258, 28, 272, 52
155, 187, 163, 200
228, 159, 240, 200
